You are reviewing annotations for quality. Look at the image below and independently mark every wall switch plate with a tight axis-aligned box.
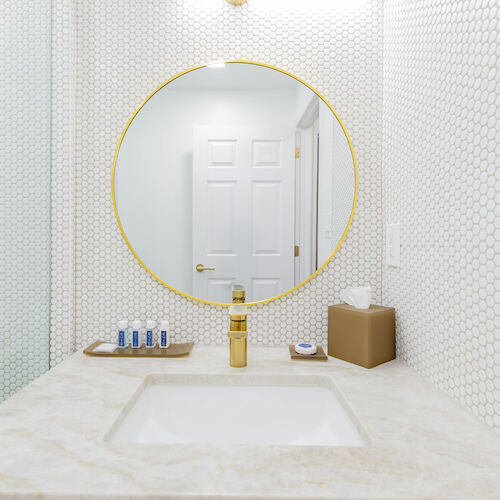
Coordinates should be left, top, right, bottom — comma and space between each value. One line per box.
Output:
386, 223, 401, 267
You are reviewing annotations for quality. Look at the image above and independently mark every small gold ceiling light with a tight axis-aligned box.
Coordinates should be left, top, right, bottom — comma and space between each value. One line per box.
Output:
225, 0, 248, 5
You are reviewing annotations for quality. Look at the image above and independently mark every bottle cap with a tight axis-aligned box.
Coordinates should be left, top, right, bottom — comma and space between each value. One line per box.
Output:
146, 320, 156, 329
159, 320, 169, 330
117, 320, 128, 329
131, 320, 142, 329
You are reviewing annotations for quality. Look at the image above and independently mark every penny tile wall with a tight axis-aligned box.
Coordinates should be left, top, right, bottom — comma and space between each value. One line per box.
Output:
45, 0, 499, 431
50, 0, 384, 361
383, 0, 499, 430
0, 0, 51, 401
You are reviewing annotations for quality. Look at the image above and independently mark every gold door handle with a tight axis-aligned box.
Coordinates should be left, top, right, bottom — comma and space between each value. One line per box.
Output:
195, 264, 216, 272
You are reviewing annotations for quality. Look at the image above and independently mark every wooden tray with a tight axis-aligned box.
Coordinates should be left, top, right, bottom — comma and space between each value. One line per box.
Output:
289, 345, 328, 361
84, 340, 194, 358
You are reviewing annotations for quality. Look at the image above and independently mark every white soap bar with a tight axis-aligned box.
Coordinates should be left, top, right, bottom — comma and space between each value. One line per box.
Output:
92, 343, 117, 353
295, 343, 317, 355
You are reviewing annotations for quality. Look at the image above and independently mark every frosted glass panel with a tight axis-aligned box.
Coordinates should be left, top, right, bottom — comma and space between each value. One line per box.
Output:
0, 1, 51, 401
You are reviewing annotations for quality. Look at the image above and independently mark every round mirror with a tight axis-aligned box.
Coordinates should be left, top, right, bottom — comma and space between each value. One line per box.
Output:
113, 61, 357, 305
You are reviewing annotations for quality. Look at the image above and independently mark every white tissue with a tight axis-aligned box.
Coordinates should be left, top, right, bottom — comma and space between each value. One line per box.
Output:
340, 286, 372, 309
92, 342, 117, 353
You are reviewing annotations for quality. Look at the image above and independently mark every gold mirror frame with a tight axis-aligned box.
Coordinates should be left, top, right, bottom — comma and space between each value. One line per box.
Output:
112, 60, 358, 307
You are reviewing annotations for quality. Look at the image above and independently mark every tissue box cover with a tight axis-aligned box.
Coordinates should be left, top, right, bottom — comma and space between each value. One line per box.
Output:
328, 304, 395, 368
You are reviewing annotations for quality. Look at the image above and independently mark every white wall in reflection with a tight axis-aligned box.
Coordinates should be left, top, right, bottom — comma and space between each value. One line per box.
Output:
117, 88, 305, 293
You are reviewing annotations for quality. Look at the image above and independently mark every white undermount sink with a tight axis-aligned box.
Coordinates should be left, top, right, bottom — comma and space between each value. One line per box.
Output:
106, 374, 368, 447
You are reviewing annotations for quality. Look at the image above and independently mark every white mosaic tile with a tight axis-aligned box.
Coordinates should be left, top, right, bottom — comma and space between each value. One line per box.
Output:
47, 0, 498, 434
50, 0, 76, 366
383, 0, 499, 430
0, 0, 51, 401
49, 0, 383, 355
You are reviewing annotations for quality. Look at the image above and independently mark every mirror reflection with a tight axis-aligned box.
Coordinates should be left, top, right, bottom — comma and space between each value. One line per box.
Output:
113, 62, 356, 304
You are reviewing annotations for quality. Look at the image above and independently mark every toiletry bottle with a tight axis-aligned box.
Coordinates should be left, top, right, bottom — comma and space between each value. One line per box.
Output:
131, 320, 142, 348
145, 320, 156, 348
117, 320, 128, 348
159, 320, 169, 348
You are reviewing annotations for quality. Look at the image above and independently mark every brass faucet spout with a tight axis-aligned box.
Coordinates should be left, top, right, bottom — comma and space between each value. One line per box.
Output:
228, 330, 247, 367
228, 304, 247, 367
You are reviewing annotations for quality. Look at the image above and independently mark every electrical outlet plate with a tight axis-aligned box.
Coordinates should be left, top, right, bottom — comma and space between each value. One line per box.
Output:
386, 223, 400, 267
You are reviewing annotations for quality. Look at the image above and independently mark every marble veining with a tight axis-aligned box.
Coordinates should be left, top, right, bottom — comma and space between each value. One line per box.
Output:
0, 346, 498, 499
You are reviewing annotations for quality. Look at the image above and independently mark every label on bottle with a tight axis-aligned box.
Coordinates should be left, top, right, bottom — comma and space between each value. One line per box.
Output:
160, 330, 168, 348
118, 329, 127, 348
132, 330, 140, 348
146, 330, 154, 347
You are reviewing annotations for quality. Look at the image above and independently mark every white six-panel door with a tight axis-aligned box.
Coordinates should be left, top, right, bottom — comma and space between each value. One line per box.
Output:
193, 126, 295, 303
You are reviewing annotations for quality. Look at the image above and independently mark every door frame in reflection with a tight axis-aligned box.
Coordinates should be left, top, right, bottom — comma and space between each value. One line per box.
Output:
111, 60, 358, 306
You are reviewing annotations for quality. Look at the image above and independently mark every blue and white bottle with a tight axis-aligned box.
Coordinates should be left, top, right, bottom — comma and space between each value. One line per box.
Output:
131, 320, 142, 348
117, 320, 128, 348
145, 320, 156, 348
159, 320, 169, 348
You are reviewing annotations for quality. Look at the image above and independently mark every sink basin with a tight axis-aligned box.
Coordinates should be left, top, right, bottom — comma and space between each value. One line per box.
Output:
106, 374, 368, 447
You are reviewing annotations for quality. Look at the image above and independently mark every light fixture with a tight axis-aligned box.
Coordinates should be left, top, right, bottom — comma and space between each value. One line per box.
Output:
225, 0, 248, 5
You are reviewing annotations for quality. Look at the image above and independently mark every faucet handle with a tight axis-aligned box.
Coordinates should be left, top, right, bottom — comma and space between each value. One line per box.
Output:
232, 285, 245, 303
229, 305, 247, 331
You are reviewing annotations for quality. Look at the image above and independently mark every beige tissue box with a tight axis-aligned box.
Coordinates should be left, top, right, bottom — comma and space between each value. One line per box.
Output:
328, 304, 395, 368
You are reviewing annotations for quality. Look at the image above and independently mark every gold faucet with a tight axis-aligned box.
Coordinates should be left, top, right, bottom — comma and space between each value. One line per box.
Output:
229, 285, 247, 367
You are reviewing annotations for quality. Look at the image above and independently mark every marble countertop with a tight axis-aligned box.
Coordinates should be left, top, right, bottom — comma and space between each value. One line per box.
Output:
0, 345, 498, 499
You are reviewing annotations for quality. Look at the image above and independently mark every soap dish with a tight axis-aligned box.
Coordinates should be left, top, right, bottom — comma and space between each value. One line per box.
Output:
288, 345, 328, 361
